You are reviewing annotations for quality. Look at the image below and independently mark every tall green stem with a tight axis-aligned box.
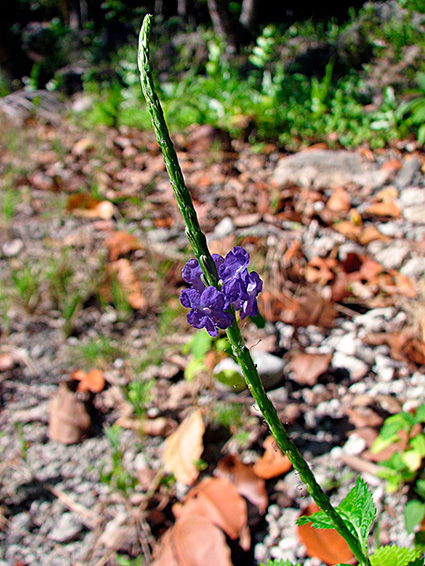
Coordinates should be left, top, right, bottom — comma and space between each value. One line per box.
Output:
138, 14, 371, 566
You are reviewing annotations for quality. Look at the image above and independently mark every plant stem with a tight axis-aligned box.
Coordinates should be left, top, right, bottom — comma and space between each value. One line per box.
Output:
138, 15, 219, 288
138, 14, 371, 566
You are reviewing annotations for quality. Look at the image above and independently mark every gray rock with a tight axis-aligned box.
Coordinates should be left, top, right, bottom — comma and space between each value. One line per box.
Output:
213, 216, 235, 238
332, 352, 369, 381
403, 203, 425, 224
273, 150, 390, 189
48, 512, 83, 543
214, 351, 285, 390
368, 240, 410, 270
395, 158, 420, 188
400, 256, 425, 278
398, 187, 425, 207
2, 239, 23, 257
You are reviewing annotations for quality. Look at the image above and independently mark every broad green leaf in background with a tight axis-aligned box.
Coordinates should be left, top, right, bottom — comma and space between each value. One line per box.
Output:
370, 545, 423, 566
404, 500, 425, 534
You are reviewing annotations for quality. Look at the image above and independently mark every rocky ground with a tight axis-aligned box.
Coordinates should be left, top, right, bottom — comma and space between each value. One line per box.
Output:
1, 106, 425, 566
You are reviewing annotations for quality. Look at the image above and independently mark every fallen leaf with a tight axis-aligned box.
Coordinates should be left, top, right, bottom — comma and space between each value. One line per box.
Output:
0, 352, 14, 371
105, 231, 142, 261
48, 382, 91, 444
215, 455, 268, 514
116, 416, 177, 437
152, 512, 233, 566
288, 352, 333, 386
327, 187, 351, 213
174, 477, 248, 541
66, 193, 115, 220
304, 257, 337, 285
365, 200, 401, 218
163, 409, 205, 485
333, 220, 362, 239
358, 225, 391, 245
107, 259, 147, 310
254, 435, 292, 479
72, 137, 94, 156
73, 369, 105, 393
297, 503, 354, 565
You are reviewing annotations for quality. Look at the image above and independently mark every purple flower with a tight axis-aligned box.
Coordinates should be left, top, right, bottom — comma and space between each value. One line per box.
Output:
180, 247, 263, 332
182, 254, 224, 293
180, 286, 234, 337
233, 271, 263, 319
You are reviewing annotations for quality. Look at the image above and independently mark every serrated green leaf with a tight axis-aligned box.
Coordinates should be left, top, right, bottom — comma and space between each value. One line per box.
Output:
261, 560, 302, 566
296, 510, 336, 530
338, 476, 377, 545
370, 545, 421, 566
404, 500, 425, 534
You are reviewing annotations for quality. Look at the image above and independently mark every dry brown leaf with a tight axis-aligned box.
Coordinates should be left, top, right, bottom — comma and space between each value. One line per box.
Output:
389, 271, 417, 298
115, 416, 177, 437
333, 220, 362, 239
48, 382, 91, 444
365, 200, 401, 218
280, 292, 337, 328
108, 259, 147, 310
66, 194, 115, 220
215, 455, 268, 514
288, 352, 333, 386
254, 436, 292, 479
163, 409, 205, 485
358, 225, 391, 245
297, 503, 354, 565
152, 512, 233, 566
174, 477, 247, 542
105, 231, 142, 261
347, 407, 383, 429
327, 187, 351, 213
73, 369, 105, 393
304, 257, 337, 285
72, 137, 94, 156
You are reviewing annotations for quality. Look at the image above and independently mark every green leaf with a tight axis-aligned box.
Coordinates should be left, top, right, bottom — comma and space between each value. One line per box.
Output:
338, 476, 377, 545
413, 405, 425, 425
370, 545, 422, 566
261, 560, 302, 566
184, 357, 206, 381
404, 500, 425, 534
402, 449, 423, 472
296, 510, 336, 530
410, 435, 425, 458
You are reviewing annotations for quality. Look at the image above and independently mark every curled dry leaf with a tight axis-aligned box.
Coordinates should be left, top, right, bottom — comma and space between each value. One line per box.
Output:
163, 409, 205, 485
297, 503, 354, 565
107, 259, 147, 310
73, 369, 105, 393
365, 200, 401, 219
105, 230, 142, 261
215, 454, 268, 514
254, 435, 292, 480
152, 512, 232, 566
288, 351, 333, 386
174, 477, 248, 541
66, 193, 115, 220
48, 382, 91, 444
116, 416, 177, 437
326, 187, 351, 213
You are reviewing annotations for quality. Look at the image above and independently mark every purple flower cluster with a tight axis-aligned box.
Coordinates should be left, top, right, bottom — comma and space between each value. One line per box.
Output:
180, 247, 263, 336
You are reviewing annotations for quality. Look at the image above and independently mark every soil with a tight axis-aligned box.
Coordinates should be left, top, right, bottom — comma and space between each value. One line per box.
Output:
1, 111, 425, 566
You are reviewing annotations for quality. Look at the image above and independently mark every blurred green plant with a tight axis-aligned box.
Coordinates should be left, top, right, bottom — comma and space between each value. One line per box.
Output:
126, 379, 155, 420
372, 404, 425, 538
101, 425, 137, 496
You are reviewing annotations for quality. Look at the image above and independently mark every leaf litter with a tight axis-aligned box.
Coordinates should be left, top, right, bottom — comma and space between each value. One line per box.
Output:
1, 117, 425, 565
